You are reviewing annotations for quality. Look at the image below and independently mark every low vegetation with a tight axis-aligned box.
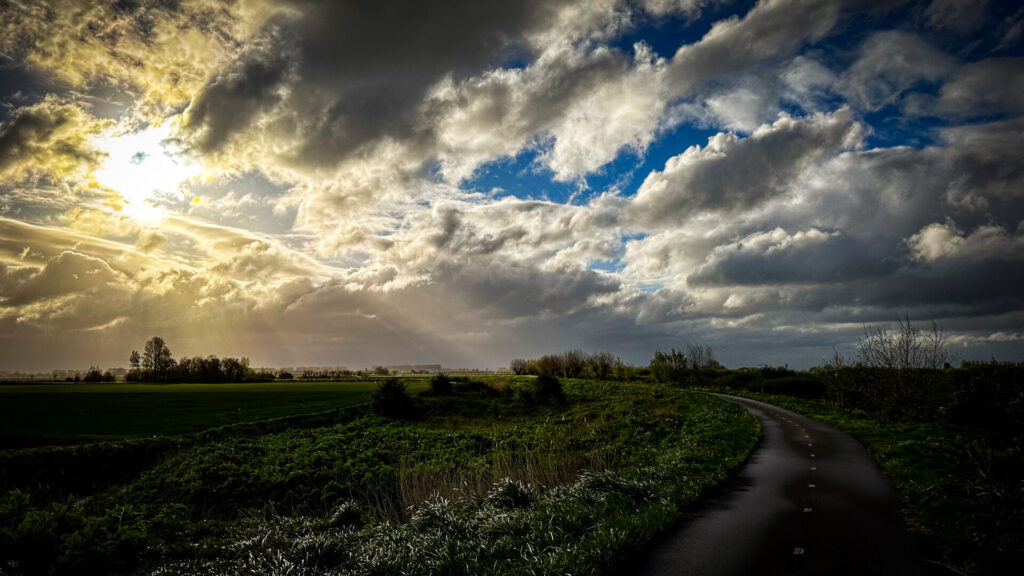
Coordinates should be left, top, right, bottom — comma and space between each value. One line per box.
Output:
0, 378, 759, 576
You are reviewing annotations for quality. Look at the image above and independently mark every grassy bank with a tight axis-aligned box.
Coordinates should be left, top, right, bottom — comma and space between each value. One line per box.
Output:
710, 390, 1022, 575
1, 379, 758, 576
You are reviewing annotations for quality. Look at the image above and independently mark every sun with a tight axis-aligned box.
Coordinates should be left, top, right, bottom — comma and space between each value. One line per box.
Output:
92, 124, 202, 222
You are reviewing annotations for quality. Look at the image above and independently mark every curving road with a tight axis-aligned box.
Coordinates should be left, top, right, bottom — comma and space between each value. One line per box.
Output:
637, 394, 949, 576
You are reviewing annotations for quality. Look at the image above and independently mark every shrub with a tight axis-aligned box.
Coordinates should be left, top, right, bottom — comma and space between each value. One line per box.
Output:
428, 374, 453, 396
534, 375, 565, 404
484, 477, 536, 509
371, 379, 416, 419
649, 349, 688, 383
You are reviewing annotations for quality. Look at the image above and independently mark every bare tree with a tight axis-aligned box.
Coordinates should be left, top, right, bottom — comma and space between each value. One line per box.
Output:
586, 351, 616, 380
857, 317, 954, 370
687, 343, 715, 382
560, 349, 587, 378
856, 317, 956, 415
510, 358, 532, 375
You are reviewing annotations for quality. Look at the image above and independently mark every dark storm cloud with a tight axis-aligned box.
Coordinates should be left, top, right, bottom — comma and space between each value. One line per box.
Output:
936, 57, 1024, 119
184, 0, 569, 162
184, 20, 298, 152
687, 231, 900, 287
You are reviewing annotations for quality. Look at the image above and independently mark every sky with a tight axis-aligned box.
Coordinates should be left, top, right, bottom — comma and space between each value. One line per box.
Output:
1, 0, 1023, 371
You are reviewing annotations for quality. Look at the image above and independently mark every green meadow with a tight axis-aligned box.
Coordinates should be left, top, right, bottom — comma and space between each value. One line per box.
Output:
0, 381, 425, 447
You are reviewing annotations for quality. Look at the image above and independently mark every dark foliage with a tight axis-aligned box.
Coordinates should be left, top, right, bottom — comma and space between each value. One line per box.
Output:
428, 374, 453, 396
371, 379, 417, 419
534, 375, 565, 404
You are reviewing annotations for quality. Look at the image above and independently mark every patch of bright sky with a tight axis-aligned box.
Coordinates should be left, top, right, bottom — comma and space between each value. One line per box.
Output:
464, 122, 718, 203
92, 124, 202, 223
610, 0, 758, 60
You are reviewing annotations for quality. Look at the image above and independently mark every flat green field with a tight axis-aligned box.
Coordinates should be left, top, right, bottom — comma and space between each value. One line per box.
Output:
0, 381, 426, 444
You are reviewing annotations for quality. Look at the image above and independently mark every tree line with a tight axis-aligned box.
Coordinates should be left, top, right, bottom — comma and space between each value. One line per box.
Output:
126, 336, 275, 382
509, 350, 633, 380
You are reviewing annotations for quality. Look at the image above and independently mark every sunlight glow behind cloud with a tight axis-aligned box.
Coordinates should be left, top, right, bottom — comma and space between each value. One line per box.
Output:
92, 124, 202, 223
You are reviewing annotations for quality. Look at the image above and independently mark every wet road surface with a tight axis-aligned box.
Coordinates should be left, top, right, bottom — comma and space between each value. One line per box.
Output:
637, 394, 948, 576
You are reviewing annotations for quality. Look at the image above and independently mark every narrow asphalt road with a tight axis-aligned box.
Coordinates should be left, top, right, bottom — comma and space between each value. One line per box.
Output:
637, 394, 947, 576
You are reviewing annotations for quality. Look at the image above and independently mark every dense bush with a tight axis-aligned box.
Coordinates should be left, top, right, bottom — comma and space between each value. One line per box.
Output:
757, 374, 826, 398
534, 375, 565, 404
428, 374, 453, 396
371, 379, 417, 419
0, 490, 153, 576
947, 362, 1024, 430
649, 348, 688, 383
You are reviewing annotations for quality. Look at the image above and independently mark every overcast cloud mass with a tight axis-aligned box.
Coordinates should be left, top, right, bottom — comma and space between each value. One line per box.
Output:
1, 0, 1022, 370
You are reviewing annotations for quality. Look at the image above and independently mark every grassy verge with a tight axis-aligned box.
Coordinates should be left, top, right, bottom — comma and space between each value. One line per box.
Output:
1, 380, 759, 576
708, 390, 1022, 575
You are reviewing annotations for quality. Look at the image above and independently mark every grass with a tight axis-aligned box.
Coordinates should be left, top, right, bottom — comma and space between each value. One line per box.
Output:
0, 379, 760, 576
0, 381, 426, 447
710, 390, 1023, 576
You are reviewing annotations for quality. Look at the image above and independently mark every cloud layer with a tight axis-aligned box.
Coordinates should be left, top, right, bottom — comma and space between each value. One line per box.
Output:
2, 0, 1023, 370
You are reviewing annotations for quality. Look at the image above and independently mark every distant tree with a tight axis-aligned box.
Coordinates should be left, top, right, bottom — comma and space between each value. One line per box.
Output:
220, 357, 251, 382
687, 343, 715, 383
83, 366, 104, 382
560, 349, 587, 378
277, 371, 294, 380
143, 337, 174, 381
372, 379, 416, 418
857, 317, 954, 370
372, 366, 390, 376
429, 373, 453, 395
129, 350, 141, 379
534, 354, 563, 377
510, 358, 532, 375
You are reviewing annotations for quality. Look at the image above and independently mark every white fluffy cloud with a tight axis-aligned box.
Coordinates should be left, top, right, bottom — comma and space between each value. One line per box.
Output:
907, 220, 1024, 262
